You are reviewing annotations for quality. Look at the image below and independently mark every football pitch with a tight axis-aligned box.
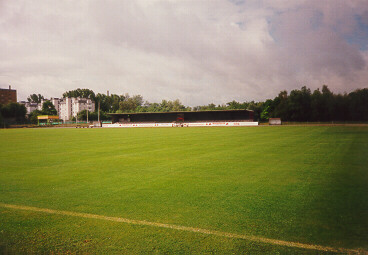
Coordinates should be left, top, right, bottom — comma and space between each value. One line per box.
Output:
0, 126, 367, 254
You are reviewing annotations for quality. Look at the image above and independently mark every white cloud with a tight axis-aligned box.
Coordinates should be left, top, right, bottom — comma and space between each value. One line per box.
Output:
0, 0, 367, 106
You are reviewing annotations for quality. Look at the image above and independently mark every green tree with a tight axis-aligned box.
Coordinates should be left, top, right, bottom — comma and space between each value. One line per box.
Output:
321, 85, 334, 121
27, 94, 44, 103
63, 88, 96, 100
95, 93, 108, 112
288, 86, 311, 121
0, 102, 27, 122
77, 110, 110, 121
28, 110, 42, 124
95, 93, 128, 112
260, 105, 270, 121
272, 90, 289, 120
207, 103, 217, 110
193, 103, 222, 111
41, 101, 57, 115
227, 100, 245, 109
310, 88, 322, 121
0, 105, 4, 127
333, 93, 349, 121
118, 95, 144, 112
247, 101, 263, 121
348, 88, 368, 121
111, 94, 125, 112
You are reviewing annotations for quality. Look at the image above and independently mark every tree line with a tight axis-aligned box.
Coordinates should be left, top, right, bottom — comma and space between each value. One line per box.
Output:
193, 86, 368, 122
262, 85, 368, 122
1, 85, 367, 126
63, 86, 368, 122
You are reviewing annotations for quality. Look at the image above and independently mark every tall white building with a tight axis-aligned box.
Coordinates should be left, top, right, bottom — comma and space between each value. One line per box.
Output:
58, 97, 95, 121
51, 98, 60, 114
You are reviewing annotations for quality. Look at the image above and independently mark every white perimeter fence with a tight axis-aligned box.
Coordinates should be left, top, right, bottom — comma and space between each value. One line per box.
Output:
102, 122, 258, 128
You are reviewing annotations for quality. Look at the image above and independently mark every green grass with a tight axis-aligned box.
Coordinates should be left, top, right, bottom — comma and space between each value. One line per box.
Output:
0, 126, 367, 254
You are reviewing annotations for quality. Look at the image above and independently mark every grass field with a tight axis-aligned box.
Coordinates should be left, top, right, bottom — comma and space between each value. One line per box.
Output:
0, 126, 367, 254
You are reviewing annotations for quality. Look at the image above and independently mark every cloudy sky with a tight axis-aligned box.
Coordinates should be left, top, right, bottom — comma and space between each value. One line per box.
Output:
1, 0, 368, 106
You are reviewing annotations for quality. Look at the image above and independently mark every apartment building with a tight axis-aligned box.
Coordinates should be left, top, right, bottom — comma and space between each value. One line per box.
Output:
0, 86, 17, 105
58, 97, 95, 121
20, 97, 95, 121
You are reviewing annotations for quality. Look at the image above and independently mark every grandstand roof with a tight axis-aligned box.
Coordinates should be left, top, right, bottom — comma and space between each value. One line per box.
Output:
108, 109, 253, 115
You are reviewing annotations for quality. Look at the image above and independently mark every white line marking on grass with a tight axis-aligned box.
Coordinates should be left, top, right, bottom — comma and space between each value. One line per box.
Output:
0, 203, 365, 254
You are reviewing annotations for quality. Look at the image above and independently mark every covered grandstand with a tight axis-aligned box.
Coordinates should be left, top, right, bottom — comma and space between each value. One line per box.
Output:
109, 109, 254, 123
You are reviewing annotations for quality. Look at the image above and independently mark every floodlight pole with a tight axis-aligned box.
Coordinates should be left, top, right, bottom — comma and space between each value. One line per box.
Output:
98, 101, 100, 123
